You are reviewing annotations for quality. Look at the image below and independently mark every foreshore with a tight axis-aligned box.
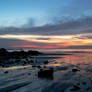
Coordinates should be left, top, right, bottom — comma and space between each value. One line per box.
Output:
0, 48, 92, 92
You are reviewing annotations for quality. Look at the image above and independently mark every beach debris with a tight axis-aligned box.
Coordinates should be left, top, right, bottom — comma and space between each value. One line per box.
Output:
38, 68, 54, 79
70, 85, 80, 91
72, 68, 80, 72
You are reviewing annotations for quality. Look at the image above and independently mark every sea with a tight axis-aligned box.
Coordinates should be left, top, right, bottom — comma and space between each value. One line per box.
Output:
32, 49, 92, 65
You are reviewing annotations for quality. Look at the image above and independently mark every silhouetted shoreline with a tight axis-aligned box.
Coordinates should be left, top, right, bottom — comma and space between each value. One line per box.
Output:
0, 48, 42, 67
0, 48, 72, 67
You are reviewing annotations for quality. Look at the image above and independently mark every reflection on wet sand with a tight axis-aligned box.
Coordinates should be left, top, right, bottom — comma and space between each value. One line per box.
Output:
55, 53, 92, 64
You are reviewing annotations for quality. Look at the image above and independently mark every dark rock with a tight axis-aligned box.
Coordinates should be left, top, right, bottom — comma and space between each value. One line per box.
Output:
77, 83, 80, 85
70, 85, 80, 91
37, 66, 41, 69
82, 82, 86, 85
86, 87, 91, 91
38, 68, 53, 79
0, 63, 5, 67
72, 68, 80, 72
28, 73, 31, 75
43, 66, 46, 68
30, 60, 34, 63
0, 48, 42, 65
32, 65, 36, 67
4, 71, 8, 74
44, 61, 49, 64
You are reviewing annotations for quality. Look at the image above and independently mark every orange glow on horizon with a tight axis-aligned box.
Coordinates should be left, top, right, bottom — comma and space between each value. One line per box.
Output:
0, 34, 92, 50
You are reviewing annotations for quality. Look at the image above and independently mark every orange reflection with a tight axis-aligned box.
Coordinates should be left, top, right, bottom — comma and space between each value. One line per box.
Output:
55, 53, 92, 64
14, 45, 67, 49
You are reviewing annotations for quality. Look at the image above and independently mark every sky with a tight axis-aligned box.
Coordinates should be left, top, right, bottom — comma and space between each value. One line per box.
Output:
0, 0, 92, 52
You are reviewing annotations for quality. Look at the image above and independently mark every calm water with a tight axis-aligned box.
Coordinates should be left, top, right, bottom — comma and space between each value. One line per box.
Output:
33, 52, 92, 66
55, 53, 92, 64
8, 49, 92, 65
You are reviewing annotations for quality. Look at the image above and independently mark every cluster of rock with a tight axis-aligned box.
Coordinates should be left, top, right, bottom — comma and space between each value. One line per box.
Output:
0, 48, 42, 67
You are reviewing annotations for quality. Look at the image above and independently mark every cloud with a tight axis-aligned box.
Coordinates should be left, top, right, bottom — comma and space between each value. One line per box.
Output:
0, 38, 25, 48
0, 37, 63, 49
22, 18, 36, 28
0, 16, 92, 36
65, 45, 92, 49
0, 16, 92, 50
36, 38, 50, 40
74, 34, 92, 39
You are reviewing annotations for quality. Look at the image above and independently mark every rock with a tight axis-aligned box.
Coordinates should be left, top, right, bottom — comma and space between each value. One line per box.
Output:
77, 83, 80, 85
28, 73, 31, 75
43, 66, 46, 68
32, 65, 36, 67
37, 66, 41, 69
0, 63, 5, 67
86, 87, 91, 91
72, 68, 80, 72
38, 68, 53, 79
43, 61, 49, 64
82, 82, 86, 85
70, 85, 80, 91
30, 60, 34, 63
4, 71, 8, 74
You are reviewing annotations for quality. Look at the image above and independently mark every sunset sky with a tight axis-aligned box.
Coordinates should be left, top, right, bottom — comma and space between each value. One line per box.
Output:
0, 0, 92, 52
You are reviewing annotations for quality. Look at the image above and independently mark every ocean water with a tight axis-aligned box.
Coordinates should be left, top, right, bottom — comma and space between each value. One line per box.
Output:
33, 52, 92, 66
55, 53, 92, 64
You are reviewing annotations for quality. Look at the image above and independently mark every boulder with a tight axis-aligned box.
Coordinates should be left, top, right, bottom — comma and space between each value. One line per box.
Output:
72, 68, 80, 72
38, 68, 53, 79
